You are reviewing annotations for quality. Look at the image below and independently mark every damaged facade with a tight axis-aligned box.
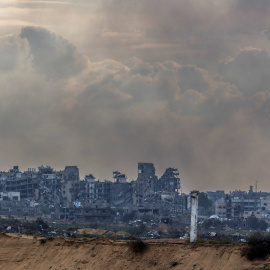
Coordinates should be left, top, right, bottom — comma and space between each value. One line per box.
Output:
132, 163, 181, 219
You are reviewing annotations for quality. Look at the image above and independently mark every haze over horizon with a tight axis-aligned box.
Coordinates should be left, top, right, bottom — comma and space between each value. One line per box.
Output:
1, 0, 270, 193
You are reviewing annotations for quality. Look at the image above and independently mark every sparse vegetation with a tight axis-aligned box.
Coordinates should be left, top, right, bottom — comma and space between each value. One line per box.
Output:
196, 238, 206, 244
127, 237, 148, 254
22, 218, 49, 235
127, 223, 146, 236
81, 231, 96, 240
39, 239, 47, 245
202, 218, 221, 229
198, 192, 214, 215
246, 216, 268, 231
208, 238, 232, 245
242, 232, 270, 260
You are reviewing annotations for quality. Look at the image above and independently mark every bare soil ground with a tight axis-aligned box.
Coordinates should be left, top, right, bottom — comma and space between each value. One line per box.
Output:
0, 233, 269, 270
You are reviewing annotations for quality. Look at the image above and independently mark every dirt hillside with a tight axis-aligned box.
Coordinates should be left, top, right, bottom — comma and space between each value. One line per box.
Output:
0, 233, 269, 270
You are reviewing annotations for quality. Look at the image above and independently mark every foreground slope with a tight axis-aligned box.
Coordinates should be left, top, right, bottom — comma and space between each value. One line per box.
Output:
0, 234, 269, 270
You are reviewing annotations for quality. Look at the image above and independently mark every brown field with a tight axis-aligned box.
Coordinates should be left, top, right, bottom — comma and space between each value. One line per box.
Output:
0, 233, 269, 270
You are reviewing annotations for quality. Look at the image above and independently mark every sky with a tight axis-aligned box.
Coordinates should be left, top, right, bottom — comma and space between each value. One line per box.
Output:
1, 0, 270, 192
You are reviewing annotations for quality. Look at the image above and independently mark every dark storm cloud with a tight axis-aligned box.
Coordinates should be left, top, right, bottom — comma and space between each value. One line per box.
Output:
177, 66, 209, 94
234, 0, 270, 13
0, 34, 29, 71
220, 48, 270, 96
264, 27, 270, 41
97, 0, 270, 70
20, 26, 87, 79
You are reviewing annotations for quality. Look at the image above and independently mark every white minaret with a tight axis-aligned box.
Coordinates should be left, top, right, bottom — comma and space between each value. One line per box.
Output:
190, 190, 199, 243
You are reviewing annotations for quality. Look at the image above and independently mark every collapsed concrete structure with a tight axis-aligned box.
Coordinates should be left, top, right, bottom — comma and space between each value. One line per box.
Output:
131, 163, 182, 221
133, 163, 180, 205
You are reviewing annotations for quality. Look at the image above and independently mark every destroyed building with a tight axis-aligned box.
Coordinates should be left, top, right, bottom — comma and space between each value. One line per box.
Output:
133, 163, 159, 206
133, 163, 181, 205
80, 172, 133, 207
1, 166, 38, 199
159, 168, 180, 193
0, 191, 20, 201
113, 171, 127, 183
80, 174, 96, 204
111, 172, 133, 207
131, 163, 182, 219
38, 166, 59, 203
58, 166, 80, 207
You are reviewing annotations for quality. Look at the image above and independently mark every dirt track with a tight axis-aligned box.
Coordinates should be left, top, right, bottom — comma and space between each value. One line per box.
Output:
0, 233, 269, 270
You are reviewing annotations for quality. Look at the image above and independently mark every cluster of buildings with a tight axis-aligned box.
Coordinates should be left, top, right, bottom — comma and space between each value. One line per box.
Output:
0, 163, 184, 222
1, 162, 270, 226
211, 186, 270, 221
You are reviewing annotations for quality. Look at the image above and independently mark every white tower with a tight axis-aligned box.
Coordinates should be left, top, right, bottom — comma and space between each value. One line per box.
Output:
190, 190, 199, 243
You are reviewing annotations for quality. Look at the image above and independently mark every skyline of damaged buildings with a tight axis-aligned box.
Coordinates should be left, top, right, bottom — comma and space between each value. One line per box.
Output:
1, 162, 270, 226
0, 163, 184, 222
